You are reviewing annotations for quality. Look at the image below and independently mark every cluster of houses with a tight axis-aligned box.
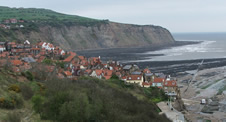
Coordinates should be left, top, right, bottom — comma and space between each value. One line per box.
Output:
0, 40, 178, 96
0, 18, 25, 29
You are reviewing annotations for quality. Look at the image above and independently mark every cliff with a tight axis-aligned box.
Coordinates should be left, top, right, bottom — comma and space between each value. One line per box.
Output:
0, 22, 175, 50
0, 6, 175, 50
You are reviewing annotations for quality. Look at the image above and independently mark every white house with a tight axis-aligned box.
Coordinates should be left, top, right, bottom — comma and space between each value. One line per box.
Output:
24, 40, 30, 45
90, 69, 103, 79
0, 45, 6, 52
59, 49, 65, 55
42, 42, 55, 50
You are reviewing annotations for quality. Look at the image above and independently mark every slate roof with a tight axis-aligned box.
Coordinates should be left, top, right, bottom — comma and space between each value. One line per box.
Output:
22, 57, 36, 63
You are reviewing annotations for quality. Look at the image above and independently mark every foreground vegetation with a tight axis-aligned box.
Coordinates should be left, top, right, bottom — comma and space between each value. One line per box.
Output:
0, 68, 169, 122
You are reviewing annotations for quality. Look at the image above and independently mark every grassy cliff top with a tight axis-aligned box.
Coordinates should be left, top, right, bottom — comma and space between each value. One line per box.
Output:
0, 6, 104, 23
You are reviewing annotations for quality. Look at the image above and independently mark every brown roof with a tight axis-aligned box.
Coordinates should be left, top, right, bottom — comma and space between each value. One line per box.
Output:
126, 75, 142, 80
37, 56, 45, 63
10, 60, 23, 66
143, 68, 151, 73
164, 80, 177, 87
78, 56, 85, 60
103, 69, 113, 76
153, 78, 165, 83
63, 52, 76, 62
104, 75, 112, 80
95, 69, 103, 76
142, 82, 151, 86
85, 69, 92, 74
64, 71, 72, 76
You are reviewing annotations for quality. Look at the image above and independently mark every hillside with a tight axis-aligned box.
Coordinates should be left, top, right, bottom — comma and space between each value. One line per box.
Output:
0, 68, 170, 121
0, 6, 100, 23
0, 6, 175, 50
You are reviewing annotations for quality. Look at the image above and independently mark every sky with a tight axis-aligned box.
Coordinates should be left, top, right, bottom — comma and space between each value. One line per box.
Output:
1, 0, 226, 33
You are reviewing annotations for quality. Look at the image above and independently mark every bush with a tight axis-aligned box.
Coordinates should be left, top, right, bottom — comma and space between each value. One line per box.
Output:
0, 93, 23, 109
42, 59, 53, 65
5, 112, 21, 122
8, 92, 24, 108
32, 78, 170, 122
143, 87, 168, 103
8, 84, 21, 93
32, 94, 44, 114
25, 71, 34, 81
20, 83, 34, 100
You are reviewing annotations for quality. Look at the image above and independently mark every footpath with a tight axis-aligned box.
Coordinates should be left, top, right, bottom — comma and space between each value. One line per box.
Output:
157, 102, 185, 122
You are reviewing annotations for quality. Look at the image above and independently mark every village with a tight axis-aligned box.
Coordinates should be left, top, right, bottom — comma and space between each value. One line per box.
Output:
0, 18, 25, 29
0, 40, 179, 97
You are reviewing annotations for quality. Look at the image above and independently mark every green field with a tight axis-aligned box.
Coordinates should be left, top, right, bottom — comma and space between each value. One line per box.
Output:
0, 6, 107, 24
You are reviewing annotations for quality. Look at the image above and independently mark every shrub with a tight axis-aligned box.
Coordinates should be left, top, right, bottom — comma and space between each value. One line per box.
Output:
0, 97, 5, 107
42, 59, 53, 65
32, 94, 44, 114
5, 112, 21, 122
0, 93, 23, 109
20, 83, 34, 100
8, 92, 24, 108
25, 71, 34, 81
8, 84, 21, 93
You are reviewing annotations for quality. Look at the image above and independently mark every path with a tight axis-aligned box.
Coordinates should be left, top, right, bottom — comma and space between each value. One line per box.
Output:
157, 102, 185, 122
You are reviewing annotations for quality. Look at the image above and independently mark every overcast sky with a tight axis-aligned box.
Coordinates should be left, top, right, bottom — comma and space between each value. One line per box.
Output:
1, 0, 226, 33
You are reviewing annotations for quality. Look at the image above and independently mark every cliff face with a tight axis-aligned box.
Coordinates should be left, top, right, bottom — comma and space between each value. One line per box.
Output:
1, 22, 175, 50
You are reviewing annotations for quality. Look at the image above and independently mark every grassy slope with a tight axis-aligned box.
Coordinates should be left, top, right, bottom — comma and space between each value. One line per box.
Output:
0, 6, 99, 23
0, 68, 169, 121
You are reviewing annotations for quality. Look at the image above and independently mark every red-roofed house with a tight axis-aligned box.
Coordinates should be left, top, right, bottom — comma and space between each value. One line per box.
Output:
63, 52, 76, 63
0, 52, 8, 58
90, 69, 103, 79
151, 77, 165, 88
163, 80, 178, 96
78, 56, 85, 60
64, 71, 72, 78
103, 69, 113, 80
59, 49, 65, 55
142, 82, 151, 88
143, 68, 151, 73
37, 56, 45, 63
84, 69, 92, 76
10, 60, 23, 66
10, 18, 17, 23
125, 75, 143, 86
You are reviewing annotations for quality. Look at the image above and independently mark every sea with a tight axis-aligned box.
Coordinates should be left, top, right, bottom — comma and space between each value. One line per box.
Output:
125, 32, 226, 62
77, 32, 226, 74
